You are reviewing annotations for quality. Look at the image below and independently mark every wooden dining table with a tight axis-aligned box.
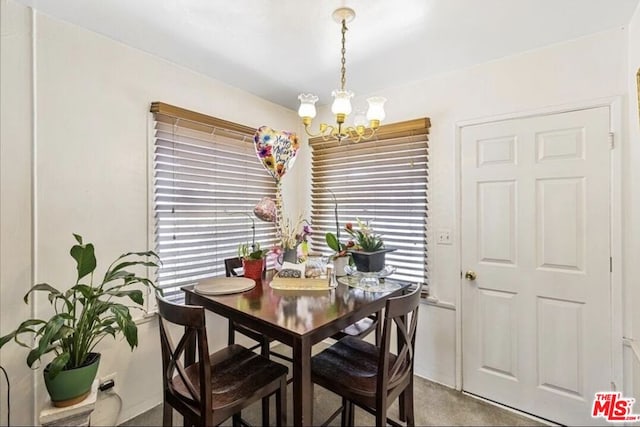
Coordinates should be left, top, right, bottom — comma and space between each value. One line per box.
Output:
182, 274, 410, 426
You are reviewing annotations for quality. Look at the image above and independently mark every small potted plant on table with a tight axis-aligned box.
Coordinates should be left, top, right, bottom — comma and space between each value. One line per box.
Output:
344, 218, 395, 272
325, 233, 351, 277
0, 234, 159, 407
238, 242, 269, 281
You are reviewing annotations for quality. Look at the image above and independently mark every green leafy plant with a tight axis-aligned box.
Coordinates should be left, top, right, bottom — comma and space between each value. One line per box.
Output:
238, 242, 269, 260
324, 189, 351, 260
344, 218, 385, 252
0, 234, 160, 378
325, 232, 352, 260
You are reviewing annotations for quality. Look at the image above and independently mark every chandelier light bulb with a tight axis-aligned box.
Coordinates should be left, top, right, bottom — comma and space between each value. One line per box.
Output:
366, 96, 387, 122
331, 89, 354, 116
298, 93, 318, 119
353, 112, 368, 129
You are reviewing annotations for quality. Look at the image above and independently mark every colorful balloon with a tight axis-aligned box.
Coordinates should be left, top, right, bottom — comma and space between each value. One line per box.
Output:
254, 126, 299, 180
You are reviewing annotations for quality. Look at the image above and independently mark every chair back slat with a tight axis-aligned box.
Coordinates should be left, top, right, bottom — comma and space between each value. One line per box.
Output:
224, 257, 243, 277
378, 287, 421, 393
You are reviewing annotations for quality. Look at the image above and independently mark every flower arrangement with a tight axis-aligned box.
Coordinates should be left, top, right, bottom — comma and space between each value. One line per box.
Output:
277, 213, 311, 250
344, 218, 385, 252
325, 233, 353, 260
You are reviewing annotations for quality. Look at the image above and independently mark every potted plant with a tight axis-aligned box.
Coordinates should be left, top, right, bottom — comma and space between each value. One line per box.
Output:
238, 242, 269, 280
0, 234, 159, 407
274, 213, 312, 265
324, 189, 350, 276
344, 218, 395, 272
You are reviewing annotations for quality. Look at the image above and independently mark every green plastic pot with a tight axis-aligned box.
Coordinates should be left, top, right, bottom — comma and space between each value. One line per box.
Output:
44, 352, 100, 407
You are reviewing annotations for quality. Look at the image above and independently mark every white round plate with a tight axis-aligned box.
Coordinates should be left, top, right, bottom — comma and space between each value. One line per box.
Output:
194, 277, 256, 295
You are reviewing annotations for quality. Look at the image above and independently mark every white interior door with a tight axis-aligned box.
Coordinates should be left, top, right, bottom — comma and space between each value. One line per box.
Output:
461, 107, 612, 426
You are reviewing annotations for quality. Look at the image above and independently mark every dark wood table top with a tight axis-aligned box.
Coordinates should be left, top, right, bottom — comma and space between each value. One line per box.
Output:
182, 277, 407, 344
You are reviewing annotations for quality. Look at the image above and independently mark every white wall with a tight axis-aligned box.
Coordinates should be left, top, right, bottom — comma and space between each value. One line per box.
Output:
310, 27, 629, 386
0, 0, 35, 424
624, 1, 640, 410
0, 2, 301, 424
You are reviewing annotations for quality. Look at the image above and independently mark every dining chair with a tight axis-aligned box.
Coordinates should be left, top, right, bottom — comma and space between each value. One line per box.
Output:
224, 257, 292, 360
330, 310, 382, 344
223, 256, 244, 277
310, 286, 421, 427
156, 295, 288, 427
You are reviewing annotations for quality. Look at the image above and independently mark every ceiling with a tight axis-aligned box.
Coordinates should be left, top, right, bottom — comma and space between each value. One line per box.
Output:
17, 0, 640, 110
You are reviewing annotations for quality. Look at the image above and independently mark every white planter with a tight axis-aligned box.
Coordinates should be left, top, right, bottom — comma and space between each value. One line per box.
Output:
332, 256, 350, 277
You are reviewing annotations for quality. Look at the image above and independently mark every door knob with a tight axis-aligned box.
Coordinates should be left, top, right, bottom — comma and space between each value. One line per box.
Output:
464, 270, 477, 281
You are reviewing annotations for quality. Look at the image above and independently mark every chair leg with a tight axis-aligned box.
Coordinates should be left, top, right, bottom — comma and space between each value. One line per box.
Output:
341, 398, 355, 427
162, 401, 172, 427
403, 381, 415, 427
275, 377, 287, 427
260, 338, 271, 425
232, 412, 242, 427
228, 320, 235, 345
375, 406, 387, 427
262, 396, 270, 426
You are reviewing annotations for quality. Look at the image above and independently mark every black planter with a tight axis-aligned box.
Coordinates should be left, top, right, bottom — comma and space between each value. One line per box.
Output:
349, 248, 395, 272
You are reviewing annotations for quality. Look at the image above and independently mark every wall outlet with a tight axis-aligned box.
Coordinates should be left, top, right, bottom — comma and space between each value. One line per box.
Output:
436, 229, 452, 245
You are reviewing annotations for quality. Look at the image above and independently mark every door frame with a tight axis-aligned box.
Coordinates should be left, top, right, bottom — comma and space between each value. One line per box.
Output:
454, 97, 624, 395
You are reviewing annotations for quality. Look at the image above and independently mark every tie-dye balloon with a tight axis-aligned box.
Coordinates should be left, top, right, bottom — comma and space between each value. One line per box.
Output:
253, 197, 276, 222
254, 126, 300, 181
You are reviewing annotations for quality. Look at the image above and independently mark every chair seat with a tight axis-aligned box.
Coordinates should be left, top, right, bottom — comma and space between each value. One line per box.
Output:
311, 336, 398, 405
173, 344, 288, 411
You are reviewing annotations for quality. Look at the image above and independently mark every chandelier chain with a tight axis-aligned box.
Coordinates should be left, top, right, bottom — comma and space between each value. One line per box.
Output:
340, 19, 347, 91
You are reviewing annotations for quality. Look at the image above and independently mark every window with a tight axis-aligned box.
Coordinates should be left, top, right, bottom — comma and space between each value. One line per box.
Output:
309, 118, 431, 285
150, 102, 277, 300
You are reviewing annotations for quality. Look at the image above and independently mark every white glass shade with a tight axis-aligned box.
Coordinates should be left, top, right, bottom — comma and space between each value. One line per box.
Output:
353, 112, 368, 128
331, 89, 354, 115
298, 93, 318, 118
366, 96, 387, 121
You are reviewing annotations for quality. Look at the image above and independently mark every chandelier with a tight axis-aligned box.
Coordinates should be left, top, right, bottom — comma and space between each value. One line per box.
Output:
297, 7, 386, 143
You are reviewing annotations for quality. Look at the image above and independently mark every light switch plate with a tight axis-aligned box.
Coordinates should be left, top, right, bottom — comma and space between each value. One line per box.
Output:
436, 229, 452, 245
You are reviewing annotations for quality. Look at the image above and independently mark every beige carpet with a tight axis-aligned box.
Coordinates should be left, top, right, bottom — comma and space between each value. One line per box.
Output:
122, 343, 543, 426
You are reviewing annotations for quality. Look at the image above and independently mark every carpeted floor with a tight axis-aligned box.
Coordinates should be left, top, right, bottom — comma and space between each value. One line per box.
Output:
121, 343, 544, 426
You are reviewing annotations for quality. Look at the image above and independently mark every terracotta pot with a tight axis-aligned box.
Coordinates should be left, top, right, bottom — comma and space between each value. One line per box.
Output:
242, 258, 265, 281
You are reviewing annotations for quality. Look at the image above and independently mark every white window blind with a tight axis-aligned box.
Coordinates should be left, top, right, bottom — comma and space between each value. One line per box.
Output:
151, 102, 277, 299
309, 118, 430, 285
